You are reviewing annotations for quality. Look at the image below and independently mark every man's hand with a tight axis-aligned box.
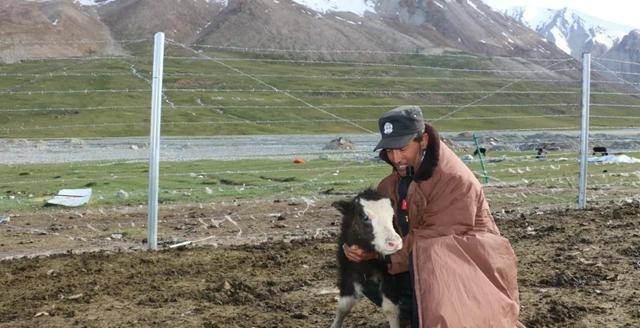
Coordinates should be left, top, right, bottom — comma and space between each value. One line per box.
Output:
342, 244, 378, 262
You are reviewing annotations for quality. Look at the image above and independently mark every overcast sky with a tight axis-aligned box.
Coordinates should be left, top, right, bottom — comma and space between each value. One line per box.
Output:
483, 0, 640, 29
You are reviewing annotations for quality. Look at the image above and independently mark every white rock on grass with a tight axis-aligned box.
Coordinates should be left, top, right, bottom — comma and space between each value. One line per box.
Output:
116, 190, 129, 199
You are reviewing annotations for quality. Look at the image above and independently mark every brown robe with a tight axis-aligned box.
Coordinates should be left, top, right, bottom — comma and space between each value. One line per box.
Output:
377, 124, 521, 327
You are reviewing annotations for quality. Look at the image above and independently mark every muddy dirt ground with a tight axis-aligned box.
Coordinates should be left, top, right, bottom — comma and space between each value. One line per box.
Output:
1, 200, 639, 327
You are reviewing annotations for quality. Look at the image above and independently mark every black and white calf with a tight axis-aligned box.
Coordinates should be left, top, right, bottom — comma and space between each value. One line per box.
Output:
331, 189, 404, 328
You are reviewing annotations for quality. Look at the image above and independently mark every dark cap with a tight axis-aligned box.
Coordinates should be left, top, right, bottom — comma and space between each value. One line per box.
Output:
374, 106, 425, 151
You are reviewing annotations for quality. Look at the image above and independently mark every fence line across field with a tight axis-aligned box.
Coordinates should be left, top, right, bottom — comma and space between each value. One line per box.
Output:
6, 170, 637, 206
10, 123, 636, 133
483, 169, 640, 189
162, 72, 581, 83
170, 40, 376, 134
0, 72, 137, 78
6, 166, 638, 198
4, 55, 578, 75
0, 38, 151, 45
0, 71, 582, 84
592, 61, 640, 93
591, 80, 640, 85
592, 69, 640, 77
0, 103, 581, 113
593, 57, 640, 67
0, 163, 384, 186
0, 105, 148, 113
187, 43, 574, 62
591, 104, 640, 108
0, 155, 580, 186
0, 88, 584, 96
434, 58, 576, 122
14, 55, 149, 62
484, 167, 640, 181
0, 150, 599, 186
162, 55, 578, 74
7, 124, 640, 134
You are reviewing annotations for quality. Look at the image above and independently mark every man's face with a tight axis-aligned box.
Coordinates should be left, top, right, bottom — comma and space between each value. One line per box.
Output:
385, 134, 428, 176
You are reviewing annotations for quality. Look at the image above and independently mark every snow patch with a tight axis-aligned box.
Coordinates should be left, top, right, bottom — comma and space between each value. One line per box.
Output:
549, 26, 571, 54
203, 0, 228, 5
589, 155, 640, 164
292, 0, 376, 17
74, 0, 117, 6
467, 0, 484, 16
501, 32, 514, 43
335, 16, 357, 25
590, 33, 618, 49
505, 6, 556, 30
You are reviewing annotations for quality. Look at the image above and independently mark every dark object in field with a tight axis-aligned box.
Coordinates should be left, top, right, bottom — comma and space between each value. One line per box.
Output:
592, 146, 608, 156
473, 147, 487, 157
536, 147, 548, 159
331, 189, 403, 328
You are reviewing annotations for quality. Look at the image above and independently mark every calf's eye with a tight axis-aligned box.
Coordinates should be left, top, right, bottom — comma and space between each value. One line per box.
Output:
362, 214, 371, 223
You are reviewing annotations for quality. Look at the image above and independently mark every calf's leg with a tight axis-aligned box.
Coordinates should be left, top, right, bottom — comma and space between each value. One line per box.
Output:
381, 275, 401, 328
331, 294, 357, 328
331, 282, 363, 328
381, 295, 400, 328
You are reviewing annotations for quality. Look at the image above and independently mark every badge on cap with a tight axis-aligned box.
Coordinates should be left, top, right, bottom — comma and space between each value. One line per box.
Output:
383, 122, 393, 135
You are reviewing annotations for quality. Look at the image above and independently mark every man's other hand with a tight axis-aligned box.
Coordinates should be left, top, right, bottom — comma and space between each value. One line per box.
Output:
342, 244, 378, 262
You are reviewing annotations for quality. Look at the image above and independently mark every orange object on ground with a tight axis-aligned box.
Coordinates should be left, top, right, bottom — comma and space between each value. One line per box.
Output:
292, 158, 305, 164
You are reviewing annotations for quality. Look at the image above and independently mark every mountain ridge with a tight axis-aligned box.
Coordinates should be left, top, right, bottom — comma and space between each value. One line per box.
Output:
503, 5, 633, 58
1, 0, 569, 64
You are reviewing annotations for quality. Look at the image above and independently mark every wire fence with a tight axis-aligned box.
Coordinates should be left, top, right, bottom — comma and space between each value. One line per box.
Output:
1, 38, 640, 253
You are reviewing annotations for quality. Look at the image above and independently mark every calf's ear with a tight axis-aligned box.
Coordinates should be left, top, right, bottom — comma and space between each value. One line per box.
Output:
331, 200, 351, 215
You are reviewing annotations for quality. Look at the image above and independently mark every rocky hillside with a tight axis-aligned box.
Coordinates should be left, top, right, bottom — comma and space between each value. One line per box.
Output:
97, 0, 226, 43
602, 30, 640, 83
194, 0, 564, 59
0, 0, 569, 63
0, 0, 122, 63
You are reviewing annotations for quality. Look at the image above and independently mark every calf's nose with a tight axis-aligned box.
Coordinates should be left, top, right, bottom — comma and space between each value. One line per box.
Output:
385, 237, 402, 249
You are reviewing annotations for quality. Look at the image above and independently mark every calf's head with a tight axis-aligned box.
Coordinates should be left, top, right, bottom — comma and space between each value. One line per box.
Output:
333, 189, 403, 256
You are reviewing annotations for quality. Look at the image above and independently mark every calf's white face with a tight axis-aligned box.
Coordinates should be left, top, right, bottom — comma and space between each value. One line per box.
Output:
359, 198, 403, 256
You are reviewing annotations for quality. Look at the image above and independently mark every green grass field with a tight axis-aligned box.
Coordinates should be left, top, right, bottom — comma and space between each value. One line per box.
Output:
2, 151, 639, 212
1, 42, 639, 138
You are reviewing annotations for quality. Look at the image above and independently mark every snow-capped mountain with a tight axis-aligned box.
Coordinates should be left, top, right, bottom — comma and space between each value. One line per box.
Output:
504, 6, 633, 58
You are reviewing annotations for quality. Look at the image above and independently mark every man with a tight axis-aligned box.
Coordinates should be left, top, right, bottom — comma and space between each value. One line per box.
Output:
344, 106, 521, 327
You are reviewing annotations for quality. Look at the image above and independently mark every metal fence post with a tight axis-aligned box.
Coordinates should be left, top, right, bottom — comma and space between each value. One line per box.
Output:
148, 32, 165, 250
578, 53, 591, 209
